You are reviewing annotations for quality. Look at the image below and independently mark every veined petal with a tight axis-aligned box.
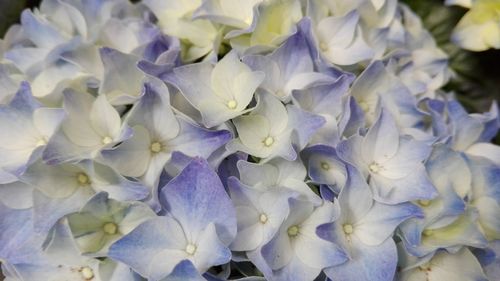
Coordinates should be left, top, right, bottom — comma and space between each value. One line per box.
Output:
109, 216, 187, 280
324, 235, 397, 281
370, 165, 437, 204
252, 92, 289, 134
362, 109, 400, 163
20, 10, 67, 48
169, 118, 231, 159
399, 248, 488, 281
90, 95, 122, 140
294, 202, 347, 269
191, 223, 232, 272
101, 126, 152, 178
160, 158, 237, 245
127, 78, 180, 141
159, 260, 205, 281
339, 165, 373, 224
355, 202, 422, 246
99, 47, 145, 105
32, 108, 64, 140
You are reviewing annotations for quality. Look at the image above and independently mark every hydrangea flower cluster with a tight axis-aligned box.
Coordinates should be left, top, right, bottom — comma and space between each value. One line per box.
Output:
0, 0, 499, 281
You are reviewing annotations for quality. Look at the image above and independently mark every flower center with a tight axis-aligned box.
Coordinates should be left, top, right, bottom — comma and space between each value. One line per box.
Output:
359, 101, 370, 112
319, 41, 329, 52
369, 162, 381, 173
343, 224, 354, 235
185, 243, 197, 255
320, 162, 330, 171
419, 262, 432, 271
81, 266, 94, 279
259, 213, 268, 224
418, 200, 431, 207
35, 138, 47, 147
227, 100, 238, 110
287, 225, 300, 237
77, 173, 90, 185
102, 136, 113, 144
150, 142, 162, 153
276, 90, 285, 97
423, 229, 434, 236
263, 136, 274, 147
103, 222, 118, 235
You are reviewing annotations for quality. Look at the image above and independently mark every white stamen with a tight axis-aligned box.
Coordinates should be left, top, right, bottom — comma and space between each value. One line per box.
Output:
81, 266, 94, 279
102, 136, 113, 144
103, 222, 118, 235
369, 162, 381, 173
343, 224, 354, 235
418, 200, 431, 207
35, 138, 47, 147
321, 162, 330, 171
319, 42, 329, 52
227, 100, 238, 110
150, 142, 162, 153
259, 213, 268, 224
77, 173, 90, 185
263, 136, 274, 147
185, 243, 197, 255
287, 225, 300, 237
359, 101, 370, 112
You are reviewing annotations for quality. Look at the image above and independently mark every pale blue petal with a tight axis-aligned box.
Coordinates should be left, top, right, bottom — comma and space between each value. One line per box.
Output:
32, 188, 92, 234
370, 165, 437, 204
160, 260, 205, 281
0, 203, 44, 266
338, 165, 373, 224
242, 26, 314, 99
447, 100, 484, 151
291, 76, 350, 116
477, 102, 499, 142
0, 181, 33, 209
169, 118, 231, 159
127, 78, 180, 140
336, 135, 367, 176
343, 96, 366, 138
143, 34, 181, 64
171, 62, 214, 106
6, 82, 41, 112
0, 83, 43, 176
361, 109, 400, 163
269, 256, 323, 281
88, 162, 150, 201
4, 47, 50, 73
99, 47, 145, 105
483, 241, 500, 280
160, 158, 237, 245
293, 202, 347, 269
109, 216, 186, 280
20, 10, 66, 48
227, 177, 292, 251
355, 202, 422, 246
192, 223, 232, 271
302, 145, 347, 191
287, 104, 326, 149
324, 236, 397, 281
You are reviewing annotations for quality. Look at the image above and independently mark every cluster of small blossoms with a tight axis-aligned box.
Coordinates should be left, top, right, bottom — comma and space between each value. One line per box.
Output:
0, 0, 498, 281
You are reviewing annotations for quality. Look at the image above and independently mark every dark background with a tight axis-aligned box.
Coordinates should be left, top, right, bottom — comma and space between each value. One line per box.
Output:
0, 0, 499, 136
